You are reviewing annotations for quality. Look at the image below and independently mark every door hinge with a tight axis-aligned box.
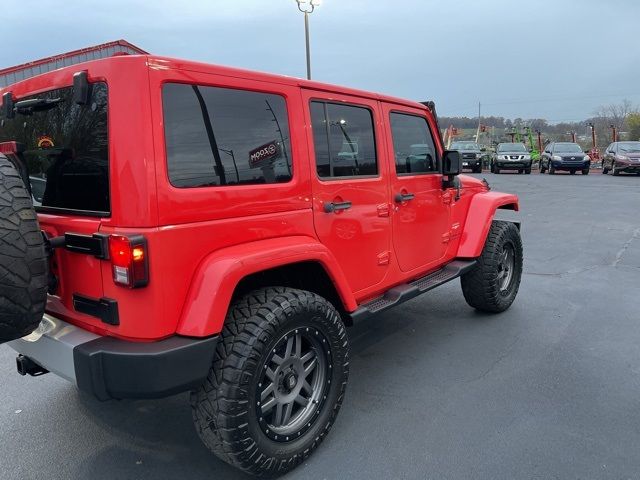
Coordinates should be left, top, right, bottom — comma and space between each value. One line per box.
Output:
377, 203, 390, 217
377, 251, 390, 265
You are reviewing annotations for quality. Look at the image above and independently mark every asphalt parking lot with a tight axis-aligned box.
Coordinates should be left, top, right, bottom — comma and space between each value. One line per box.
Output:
1, 171, 639, 480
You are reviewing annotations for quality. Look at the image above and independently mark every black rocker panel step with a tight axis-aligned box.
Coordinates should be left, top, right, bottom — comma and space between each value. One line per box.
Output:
351, 260, 476, 321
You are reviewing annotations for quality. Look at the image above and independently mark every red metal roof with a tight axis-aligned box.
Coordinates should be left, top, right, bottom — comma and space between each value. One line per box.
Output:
0, 40, 147, 87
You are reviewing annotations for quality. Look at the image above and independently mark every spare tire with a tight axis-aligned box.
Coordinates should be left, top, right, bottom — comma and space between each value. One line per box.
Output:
0, 155, 48, 343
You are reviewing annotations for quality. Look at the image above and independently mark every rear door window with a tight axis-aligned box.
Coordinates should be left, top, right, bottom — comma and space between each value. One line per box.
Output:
0, 83, 109, 215
310, 101, 378, 178
162, 83, 293, 187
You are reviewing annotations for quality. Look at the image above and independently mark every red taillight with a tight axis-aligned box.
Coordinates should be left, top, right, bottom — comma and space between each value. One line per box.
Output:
0, 141, 23, 155
108, 235, 149, 288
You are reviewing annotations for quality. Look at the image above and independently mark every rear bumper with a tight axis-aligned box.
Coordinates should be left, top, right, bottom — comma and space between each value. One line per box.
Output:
7, 314, 218, 401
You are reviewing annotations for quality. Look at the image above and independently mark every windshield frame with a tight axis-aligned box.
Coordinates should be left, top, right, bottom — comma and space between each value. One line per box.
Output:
497, 143, 527, 153
553, 143, 583, 154
451, 141, 480, 151
618, 141, 640, 153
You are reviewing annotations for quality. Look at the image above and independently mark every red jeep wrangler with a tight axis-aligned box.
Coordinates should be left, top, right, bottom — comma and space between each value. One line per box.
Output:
0, 55, 521, 476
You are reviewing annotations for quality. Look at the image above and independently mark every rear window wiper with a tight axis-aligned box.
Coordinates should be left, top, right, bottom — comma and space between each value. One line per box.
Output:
14, 97, 63, 115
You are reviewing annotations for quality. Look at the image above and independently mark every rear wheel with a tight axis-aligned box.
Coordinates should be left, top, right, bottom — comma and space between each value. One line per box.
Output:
191, 287, 349, 477
0, 156, 48, 343
461, 221, 523, 313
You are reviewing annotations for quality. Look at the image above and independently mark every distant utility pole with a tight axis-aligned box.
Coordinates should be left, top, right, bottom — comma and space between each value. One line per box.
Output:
475, 101, 481, 142
587, 122, 597, 151
610, 124, 618, 142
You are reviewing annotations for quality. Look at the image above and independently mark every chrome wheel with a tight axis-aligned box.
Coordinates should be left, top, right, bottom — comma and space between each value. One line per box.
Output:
257, 327, 331, 442
497, 244, 515, 293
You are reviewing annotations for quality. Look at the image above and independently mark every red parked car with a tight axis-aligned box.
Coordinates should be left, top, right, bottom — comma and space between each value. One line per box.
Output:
602, 141, 640, 175
0, 55, 522, 476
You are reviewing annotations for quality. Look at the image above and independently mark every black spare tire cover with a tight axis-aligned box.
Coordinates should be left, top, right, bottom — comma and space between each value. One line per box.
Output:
0, 155, 48, 343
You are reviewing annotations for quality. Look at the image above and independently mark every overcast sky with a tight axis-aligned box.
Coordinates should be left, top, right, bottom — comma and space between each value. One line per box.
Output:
4, 0, 640, 123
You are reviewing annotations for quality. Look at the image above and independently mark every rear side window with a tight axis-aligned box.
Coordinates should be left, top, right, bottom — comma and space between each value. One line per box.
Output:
390, 112, 438, 175
163, 83, 293, 187
310, 101, 377, 178
0, 83, 109, 215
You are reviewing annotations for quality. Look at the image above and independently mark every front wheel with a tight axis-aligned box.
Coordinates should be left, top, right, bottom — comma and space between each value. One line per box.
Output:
191, 287, 349, 477
582, 168, 589, 175
461, 221, 523, 313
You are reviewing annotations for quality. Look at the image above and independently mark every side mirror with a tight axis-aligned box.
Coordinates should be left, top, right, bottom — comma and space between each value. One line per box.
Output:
443, 150, 461, 176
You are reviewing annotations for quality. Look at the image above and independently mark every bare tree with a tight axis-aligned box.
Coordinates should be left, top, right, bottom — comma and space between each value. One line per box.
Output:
594, 99, 636, 128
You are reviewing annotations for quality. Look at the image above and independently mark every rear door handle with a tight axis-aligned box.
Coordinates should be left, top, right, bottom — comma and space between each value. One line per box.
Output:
394, 192, 415, 203
323, 201, 352, 213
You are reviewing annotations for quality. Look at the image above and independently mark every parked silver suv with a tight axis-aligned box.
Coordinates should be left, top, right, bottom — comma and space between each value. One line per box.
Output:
491, 143, 532, 174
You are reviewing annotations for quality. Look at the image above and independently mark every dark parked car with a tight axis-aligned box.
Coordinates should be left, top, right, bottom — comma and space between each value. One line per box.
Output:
491, 143, 532, 174
602, 141, 640, 176
451, 141, 483, 173
540, 142, 590, 175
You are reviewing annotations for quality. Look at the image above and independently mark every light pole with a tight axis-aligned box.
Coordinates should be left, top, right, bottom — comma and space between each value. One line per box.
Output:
295, 0, 320, 80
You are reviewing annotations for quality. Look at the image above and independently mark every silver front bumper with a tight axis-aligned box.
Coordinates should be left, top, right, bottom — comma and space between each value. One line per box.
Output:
7, 314, 100, 384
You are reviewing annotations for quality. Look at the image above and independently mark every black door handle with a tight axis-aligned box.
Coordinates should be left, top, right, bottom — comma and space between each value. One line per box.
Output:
394, 192, 415, 203
323, 201, 352, 213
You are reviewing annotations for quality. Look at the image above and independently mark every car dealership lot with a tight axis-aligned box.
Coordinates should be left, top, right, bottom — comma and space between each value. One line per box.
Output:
1, 172, 639, 480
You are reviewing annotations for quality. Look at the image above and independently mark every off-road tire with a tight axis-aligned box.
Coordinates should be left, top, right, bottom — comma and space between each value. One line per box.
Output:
0, 156, 48, 343
191, 287, 349, 477
461, 221, 523, 313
